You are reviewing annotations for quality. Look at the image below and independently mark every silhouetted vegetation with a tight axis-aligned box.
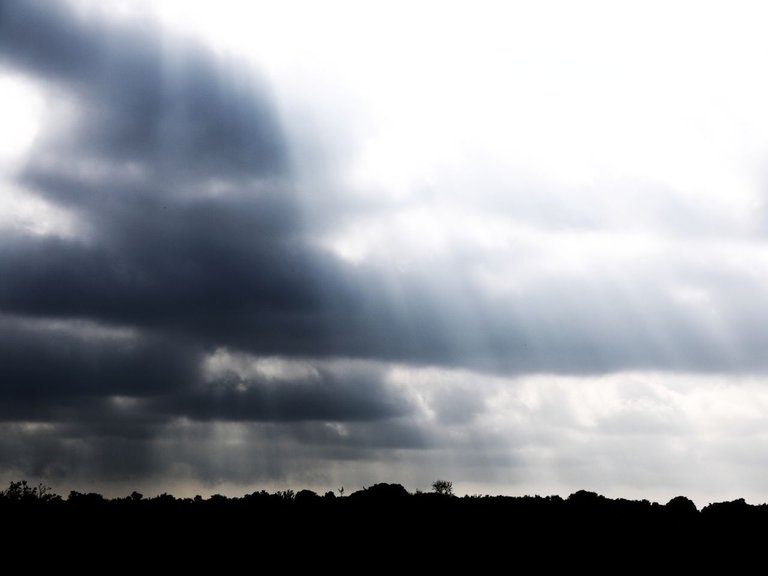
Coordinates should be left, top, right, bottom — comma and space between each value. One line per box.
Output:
432, 479, 453, 496
0, 479, 59, 503
1, 479, 764, 567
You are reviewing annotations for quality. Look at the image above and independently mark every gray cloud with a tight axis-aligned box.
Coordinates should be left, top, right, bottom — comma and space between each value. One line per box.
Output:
158, 363, 413, 423
0, 315, 201, 403
2, 0, 765, 377
4, 0, 768, 498
0, 421, 162, 482
0, 0, 286, 179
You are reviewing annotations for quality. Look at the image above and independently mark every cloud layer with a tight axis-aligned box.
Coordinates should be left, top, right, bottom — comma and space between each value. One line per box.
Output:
3, 0, 768, 501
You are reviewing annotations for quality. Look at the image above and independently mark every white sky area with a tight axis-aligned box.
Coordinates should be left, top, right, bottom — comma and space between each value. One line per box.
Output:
6, 0, 768, 502
92, 0, 768, 284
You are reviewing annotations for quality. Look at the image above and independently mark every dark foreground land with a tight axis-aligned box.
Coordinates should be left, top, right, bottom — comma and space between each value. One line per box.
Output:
1, 481, 764, 569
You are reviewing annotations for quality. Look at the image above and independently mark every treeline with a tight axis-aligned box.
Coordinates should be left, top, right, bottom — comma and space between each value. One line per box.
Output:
0, 477, 762, 524
1, 479, 764, 567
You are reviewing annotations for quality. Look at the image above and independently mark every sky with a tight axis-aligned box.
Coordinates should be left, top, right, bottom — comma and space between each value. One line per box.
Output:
2, 0, 768, 504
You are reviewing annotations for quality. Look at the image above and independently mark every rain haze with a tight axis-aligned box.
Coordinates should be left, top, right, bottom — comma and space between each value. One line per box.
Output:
2, 0, 768, 505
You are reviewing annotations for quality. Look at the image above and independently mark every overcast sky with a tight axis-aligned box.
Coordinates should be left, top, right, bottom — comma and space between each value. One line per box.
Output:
3, 0, 768, 504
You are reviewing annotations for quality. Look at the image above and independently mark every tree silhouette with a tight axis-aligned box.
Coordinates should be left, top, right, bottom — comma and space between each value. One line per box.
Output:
432, 479, 453, 496
1, 480, 58, 502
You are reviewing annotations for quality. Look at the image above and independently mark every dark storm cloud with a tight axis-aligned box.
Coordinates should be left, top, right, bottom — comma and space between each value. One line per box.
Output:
0, 312, 414, 482
0, 0, 420, 486
0, 0, 286, 179
0, 0, 419, 465
0, 312, 411, 423
0, 315, 201, 403
0, 0, 360, 360
0, 0, 306, 347
0, 173, 320, 330
163, 365, 411, 422
0, 421, 161, 481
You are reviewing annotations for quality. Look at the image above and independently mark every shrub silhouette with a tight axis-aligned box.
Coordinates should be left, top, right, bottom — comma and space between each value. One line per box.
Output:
348, 482, 410, 501
295, 489, 320, 503
666, 495, 698, 515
